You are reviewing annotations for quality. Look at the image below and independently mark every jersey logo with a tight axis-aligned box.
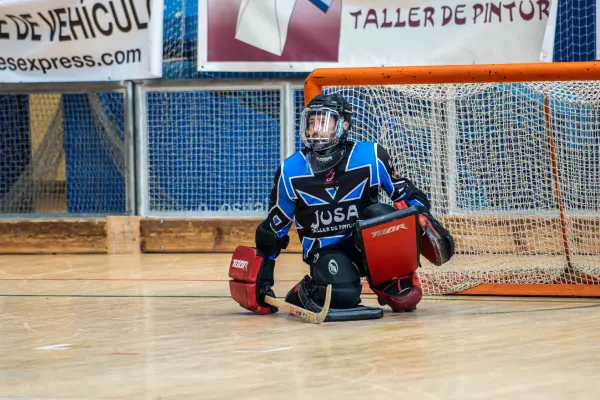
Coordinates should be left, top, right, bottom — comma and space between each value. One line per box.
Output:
324, 169, 337, 185
311, 204, 359, 233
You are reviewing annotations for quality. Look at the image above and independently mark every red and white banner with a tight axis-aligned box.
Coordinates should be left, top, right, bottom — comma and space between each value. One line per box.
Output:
198, 0, 552, 72
0, 0, 163, 83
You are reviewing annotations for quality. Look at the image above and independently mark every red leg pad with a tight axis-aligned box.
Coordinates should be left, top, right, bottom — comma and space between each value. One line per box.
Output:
372, 273, 423, 312
228, 246, 274, 315
355, 207, 420, 287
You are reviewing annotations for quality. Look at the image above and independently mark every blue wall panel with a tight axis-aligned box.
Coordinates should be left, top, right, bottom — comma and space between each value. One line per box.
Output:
146, 90, 281, 213
553, 0, 596, 62
62, 94, 126, 214
0, 95, 32, 213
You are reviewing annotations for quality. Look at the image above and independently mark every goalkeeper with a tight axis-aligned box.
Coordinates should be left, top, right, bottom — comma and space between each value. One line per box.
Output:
229, 93, 454, 321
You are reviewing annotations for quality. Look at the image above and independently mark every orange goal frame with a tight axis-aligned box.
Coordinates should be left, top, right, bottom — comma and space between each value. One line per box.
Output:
304, 61, 600, 297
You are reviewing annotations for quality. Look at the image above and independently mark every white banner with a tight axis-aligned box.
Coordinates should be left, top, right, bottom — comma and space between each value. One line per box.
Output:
539, 0, 558, 61
0, 0, 164, 83
198, 0, 551, 72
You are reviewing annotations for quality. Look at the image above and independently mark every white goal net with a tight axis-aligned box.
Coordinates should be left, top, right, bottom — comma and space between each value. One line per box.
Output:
323, 81, 600, 294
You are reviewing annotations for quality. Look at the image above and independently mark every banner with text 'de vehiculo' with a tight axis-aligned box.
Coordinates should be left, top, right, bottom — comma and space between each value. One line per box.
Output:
0, 0, 164, 82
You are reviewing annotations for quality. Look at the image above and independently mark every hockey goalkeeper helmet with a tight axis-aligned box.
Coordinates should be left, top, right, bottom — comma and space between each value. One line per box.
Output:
299, 93, 353, 153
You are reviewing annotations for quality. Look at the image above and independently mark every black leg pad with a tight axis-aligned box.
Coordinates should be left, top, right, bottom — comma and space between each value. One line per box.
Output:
324, 306, 384, 322
296, 277, 383, 322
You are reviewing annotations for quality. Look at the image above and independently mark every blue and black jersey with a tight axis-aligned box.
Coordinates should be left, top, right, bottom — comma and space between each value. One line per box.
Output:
266, 140, 420, 260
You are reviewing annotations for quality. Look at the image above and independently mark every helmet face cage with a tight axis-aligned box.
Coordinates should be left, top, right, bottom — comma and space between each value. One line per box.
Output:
299, 107, 345, 152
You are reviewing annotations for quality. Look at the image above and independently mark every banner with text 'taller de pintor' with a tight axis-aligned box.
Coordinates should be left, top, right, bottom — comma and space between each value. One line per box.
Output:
198, 0, 551, 71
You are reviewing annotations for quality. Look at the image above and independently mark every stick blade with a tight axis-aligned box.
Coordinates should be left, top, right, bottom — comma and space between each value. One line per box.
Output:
263, 284, 332, 324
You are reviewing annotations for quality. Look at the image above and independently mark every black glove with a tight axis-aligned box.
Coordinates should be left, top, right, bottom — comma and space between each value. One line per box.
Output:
255, 219, 290, 259
405, 183, 431, 212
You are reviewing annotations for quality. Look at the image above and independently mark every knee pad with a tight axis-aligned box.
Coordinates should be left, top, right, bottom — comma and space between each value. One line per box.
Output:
309, 251, 362, 309
372, 273, 422, 312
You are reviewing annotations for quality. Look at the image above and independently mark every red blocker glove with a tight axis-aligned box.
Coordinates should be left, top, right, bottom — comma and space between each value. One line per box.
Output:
395, 201, 455, 266
228, 246, 278, 315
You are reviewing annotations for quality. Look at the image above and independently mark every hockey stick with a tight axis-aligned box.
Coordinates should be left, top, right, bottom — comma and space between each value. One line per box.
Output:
264, 284, 332, 324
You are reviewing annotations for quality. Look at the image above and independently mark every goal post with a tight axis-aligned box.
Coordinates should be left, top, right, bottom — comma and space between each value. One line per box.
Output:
304, 61, 600, 297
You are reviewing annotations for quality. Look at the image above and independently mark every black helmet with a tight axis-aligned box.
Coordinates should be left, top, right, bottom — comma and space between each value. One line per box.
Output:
299, 93, 353, 153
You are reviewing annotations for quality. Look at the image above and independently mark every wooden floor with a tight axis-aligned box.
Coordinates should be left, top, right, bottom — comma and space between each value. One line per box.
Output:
1, 253, 599, 400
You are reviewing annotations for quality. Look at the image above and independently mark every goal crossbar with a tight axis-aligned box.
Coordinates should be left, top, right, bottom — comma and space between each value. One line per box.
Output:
304, 61, 600, 103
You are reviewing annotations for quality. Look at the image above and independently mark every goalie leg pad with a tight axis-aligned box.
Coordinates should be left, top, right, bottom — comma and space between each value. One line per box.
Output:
323, 306, 384, 322
356, 204, 422, 312
372, 273, 423, 312
355, 205, 420, 287
228, 246, 277, 315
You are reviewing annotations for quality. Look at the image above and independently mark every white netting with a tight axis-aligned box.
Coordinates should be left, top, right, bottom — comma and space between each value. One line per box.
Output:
0, 91, 129, 216
144, 87, 282, 216
324, 82, 600, 294
551, 0, 596, 62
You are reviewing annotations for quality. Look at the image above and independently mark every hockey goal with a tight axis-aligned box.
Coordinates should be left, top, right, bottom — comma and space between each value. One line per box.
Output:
304, 61, 600, 297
